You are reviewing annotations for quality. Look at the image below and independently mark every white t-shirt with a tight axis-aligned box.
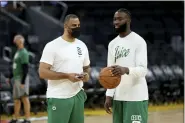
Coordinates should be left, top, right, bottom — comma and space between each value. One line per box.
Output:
106, 32, 149, 101
40, 37, 90, 99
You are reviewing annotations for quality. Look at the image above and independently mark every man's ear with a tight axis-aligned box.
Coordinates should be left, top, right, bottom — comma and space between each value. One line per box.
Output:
64, 23, 67, 28
128, 18, 131, 24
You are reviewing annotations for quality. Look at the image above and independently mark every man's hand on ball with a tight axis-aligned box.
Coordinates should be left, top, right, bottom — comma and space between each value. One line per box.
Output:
110, 65, 129, 76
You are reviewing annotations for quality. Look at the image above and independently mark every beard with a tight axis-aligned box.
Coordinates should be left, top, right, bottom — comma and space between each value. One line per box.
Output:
115, 23, 127, 33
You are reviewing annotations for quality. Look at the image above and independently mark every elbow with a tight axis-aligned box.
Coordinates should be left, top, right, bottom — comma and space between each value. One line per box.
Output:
38, 68, 45, 79
129, 66, 147, 78
140, 67, 147, 77
83, 74, 90, 82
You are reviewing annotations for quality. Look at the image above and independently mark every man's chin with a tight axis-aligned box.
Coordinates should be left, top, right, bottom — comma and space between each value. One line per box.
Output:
115, 28, 120, 33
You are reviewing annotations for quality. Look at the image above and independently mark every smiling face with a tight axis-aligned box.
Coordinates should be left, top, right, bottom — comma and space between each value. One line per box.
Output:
113, 11, 131, 33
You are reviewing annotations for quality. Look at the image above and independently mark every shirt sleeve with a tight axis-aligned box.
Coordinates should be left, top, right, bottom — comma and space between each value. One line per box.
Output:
107, 43, 115, 67
20, 51, 29, 64
40, 43, 55, 65
83, 45, 90, 67
128, 39, 148, 78
106, 42, 116, 97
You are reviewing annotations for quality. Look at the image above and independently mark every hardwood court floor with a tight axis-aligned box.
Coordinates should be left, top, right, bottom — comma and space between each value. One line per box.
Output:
1, 104, 184, 123
32, 109, 183, 123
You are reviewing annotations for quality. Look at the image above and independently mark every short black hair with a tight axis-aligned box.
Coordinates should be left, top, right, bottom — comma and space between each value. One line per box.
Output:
117, 8, 131, 19
64, 14, 79, 24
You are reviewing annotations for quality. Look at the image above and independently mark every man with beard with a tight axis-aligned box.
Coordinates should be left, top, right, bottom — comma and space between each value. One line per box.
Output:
104, 8, 148, 123
39, 14, 90, 123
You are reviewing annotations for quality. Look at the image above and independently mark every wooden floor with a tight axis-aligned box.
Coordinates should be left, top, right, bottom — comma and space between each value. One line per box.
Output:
1, 104, 184, 123
32, 109, 183, 123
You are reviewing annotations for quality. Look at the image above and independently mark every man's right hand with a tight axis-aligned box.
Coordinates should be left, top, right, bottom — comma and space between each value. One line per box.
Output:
67, 73, 83, 82
104, 96, 113, 114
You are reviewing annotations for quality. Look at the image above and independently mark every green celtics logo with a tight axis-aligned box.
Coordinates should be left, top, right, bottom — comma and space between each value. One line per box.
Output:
131, 115, 142, 123
114, 46, 130, 63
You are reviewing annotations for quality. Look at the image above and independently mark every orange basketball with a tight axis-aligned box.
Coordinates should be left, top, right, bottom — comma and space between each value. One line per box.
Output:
98, 67, 121, 89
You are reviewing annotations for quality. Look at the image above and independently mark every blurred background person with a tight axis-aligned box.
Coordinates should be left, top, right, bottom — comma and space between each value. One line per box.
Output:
9, 35, 30, 123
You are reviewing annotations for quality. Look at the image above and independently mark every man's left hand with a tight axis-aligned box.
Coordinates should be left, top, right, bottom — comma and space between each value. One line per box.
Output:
80, 73, 89, 82
110, 65, 129, 76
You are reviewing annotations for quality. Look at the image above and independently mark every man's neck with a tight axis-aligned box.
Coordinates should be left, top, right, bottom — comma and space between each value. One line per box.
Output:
119, 29, 132, 38
18, 46, 24, 50
62, 33, 75, 42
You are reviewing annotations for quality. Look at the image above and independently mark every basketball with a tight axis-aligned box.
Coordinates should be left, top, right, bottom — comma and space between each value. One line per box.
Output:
98, 67, 121, 89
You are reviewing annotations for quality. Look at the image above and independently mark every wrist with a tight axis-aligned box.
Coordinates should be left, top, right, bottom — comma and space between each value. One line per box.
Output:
121, 67, 129, 75
106, 96, 113, 100
59, 73, 70, 79
65, 73, 70, 79
125, 67, 129, 74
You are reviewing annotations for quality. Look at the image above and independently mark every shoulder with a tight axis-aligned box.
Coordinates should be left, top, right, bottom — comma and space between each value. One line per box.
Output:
132, 32, 146, 45
44, 37, 61, 50
21, 48, 29, 56
23, 48, 28, 53
108, 35, 119, 48
75, 38, 88, 49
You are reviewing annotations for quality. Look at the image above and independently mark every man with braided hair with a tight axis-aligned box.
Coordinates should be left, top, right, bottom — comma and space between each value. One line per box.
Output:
104, 8, 149, 123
